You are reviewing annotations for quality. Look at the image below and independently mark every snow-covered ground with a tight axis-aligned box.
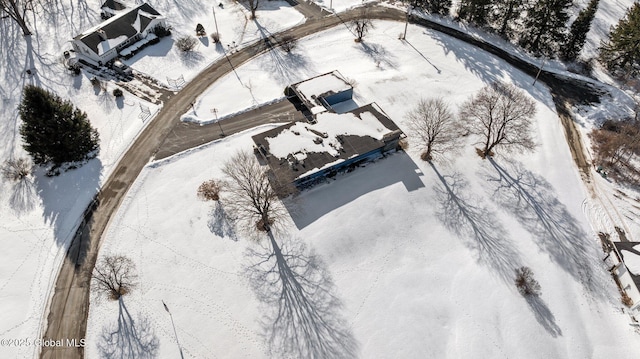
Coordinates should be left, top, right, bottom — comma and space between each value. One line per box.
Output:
0, 0, 303, 357
2, 0, 640, 357
85, 21, 640, 359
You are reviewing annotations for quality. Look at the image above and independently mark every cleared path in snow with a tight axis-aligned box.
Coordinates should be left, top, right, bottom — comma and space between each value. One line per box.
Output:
40, 5, 608, 359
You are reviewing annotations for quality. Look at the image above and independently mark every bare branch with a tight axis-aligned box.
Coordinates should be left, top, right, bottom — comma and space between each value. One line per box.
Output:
405, 97, 462, 162
92, 255, 138, 300
222, 149, 287, 235
460, 82, 537, 158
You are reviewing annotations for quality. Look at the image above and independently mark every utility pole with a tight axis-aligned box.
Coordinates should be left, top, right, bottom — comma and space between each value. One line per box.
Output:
532, 58, 546, 86
212, 108, 224, 136
212, 5, 220, 36
162, 301, 185, 359
403, 6, 412, 40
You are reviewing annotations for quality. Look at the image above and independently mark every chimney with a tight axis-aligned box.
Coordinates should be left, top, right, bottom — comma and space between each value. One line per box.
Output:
97, 29, 107, 40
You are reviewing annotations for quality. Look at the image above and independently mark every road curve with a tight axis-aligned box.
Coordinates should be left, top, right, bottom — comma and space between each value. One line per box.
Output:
40, 6, 602, 359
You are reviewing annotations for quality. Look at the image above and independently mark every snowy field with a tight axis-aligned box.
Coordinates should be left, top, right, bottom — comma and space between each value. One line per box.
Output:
0, 0, 302, 357
86, 21, 640, 359
2, 0, 640, 357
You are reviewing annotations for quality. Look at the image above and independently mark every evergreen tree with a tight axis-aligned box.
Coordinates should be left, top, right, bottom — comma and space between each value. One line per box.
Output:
561, 0, 599, 61
599, 3, 640, 75
458, 0, 492, 26
491, 0, 526, 37
19, 85, 100, 167
411, 0, 452, 16
519, 0, 573, 56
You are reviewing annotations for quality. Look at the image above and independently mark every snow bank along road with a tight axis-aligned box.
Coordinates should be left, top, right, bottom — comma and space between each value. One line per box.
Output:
40, 5, 607, 359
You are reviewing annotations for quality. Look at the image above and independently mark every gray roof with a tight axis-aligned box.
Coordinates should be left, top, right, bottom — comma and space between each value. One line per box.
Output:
101, 0, 126, 11
252, 103, 402, 189
76, 3, 161, 56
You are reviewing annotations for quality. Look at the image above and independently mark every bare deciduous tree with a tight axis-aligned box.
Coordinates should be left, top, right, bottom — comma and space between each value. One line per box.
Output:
515, 266, 541, 296
175, 36, 198, 52
222, 149, 286, 234
405, 97, 461, 162
92, 255, 138, 300
350, 15, 373, 42
197, 179, 223, 201
0, 0, 32, 35
460, 82, 536, 158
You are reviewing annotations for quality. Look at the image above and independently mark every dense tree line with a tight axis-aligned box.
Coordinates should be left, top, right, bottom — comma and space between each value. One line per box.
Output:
599, 2, 640, 76
408, 0, 601, 61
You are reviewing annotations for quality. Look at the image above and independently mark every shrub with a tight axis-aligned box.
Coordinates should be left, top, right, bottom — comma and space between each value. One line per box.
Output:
112, 88, 124, 97
196, 23, 206, 37
19, 85, 100, 167
279, 35, 297, 53
210, 32, 221, 43
197, 179, 222, 201
176, 36, 198, 52
68, 63, 81, 76
2, 158, 32, 181
515, 267, 541, 296
152, 24, 171, 38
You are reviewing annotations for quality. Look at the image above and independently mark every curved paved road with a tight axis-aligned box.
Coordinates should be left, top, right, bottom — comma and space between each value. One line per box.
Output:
40, 5, 603, 359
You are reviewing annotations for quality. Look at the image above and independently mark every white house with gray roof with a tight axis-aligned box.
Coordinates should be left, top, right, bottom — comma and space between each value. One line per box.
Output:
72, 3, 166, 65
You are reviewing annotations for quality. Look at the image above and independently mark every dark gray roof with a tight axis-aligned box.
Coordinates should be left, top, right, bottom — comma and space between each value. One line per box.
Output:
252, 103, 402, 189
77, 3, 161, 55
101, 0, 126, 11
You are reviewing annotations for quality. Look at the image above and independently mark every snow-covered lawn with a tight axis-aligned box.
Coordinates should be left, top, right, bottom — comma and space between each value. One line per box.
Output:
85, 21, 640, 359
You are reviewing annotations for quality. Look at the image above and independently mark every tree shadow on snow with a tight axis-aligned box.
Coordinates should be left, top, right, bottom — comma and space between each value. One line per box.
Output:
179, 50, 205, 68
287, 151, 425, 229
354, 41, 397, 70
244, 234, 358, 358
207, 202, 237, 241
483, 159, 612, 299
525, 295, 563, 338
97, 297, 160, 359
427, 30, 553, 108
34, 158, 103, 262
430, 163, 522, 284
9, 176, 38, 215
254, 19, 315, 85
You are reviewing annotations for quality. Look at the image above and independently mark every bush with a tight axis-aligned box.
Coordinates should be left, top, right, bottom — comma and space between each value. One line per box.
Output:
68, 63, 81, 76
197, 179, 222, 201
152, 24, 171, 38
515, 267, 541, 296
622, 291, 634, 307
176, 36, 198, 52
210, 32, 221, 43
19, 85, 100, 167
2, 158, 32, 181
196, 23, 206, 37
112, 88, 124, 97
279, 35, 297, 53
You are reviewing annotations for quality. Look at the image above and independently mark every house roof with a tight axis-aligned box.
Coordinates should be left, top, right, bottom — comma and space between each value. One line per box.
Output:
252, 103, 402, 188
75, 3, 163, 56
290, 71, 352, 114
101, 0, 126, 11
614, 242, 640, 292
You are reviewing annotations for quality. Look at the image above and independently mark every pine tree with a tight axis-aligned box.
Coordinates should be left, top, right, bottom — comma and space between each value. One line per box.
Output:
458, 0, 492, 26
491, 0, 525, 37
519, 0, 573, 56
561, 0, 599, 61
411, 0, 452, 16
19, 85, 100, 167
599, 3, 640, 75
